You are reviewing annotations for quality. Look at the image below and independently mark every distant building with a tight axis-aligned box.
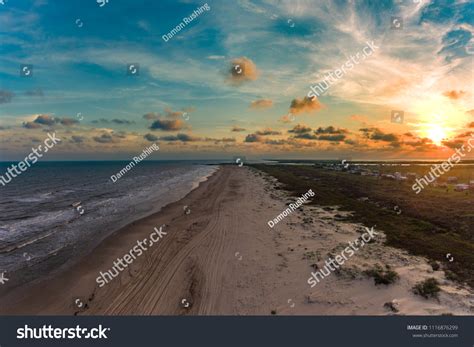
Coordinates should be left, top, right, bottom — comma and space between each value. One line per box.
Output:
454, 184, 469, 192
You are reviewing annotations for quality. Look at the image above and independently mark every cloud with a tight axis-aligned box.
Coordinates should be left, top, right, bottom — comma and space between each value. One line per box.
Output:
93, 133, 114, 143
467, 110, 474, 117
289, 96, 322, 115
443, 90, 467, 100
231, 126, 246, 132
442, 139, 466, 149
0, 90, 14, 104
204, 137, 236, 144
228, 57, 258, 84
162, 108, 184, 118
317, 134, 346, 142
23, 121, 42, 129
160, 133, 200, 142
294, 133, 319, 140
34, 114, 56, 126
143, 112, 160, 120
244, 133, 263, 142
404, 137, 433, 148
207, 55, 225, 60
315, 126, 348, 135
256, 128, 281, 136
288, 124, 312, 134
60, 118, 79, 126
468, 122, 474, 128
250, 99, 273, 109
91, 118, 135, 125
24, 88, 44, 97
149, 118, 185, 131
144, 133, 159, 142
264, 139, 286, 145
70, 135, 85, 143
350, 114, 368, 123
359, 128, 399, 142
438, 28, 472, 62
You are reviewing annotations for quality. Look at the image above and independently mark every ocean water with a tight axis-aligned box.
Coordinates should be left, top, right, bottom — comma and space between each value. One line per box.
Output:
0, 161, 218, 288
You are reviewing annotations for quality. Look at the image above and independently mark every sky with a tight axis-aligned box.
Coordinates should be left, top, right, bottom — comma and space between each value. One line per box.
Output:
0, 0, 473, 160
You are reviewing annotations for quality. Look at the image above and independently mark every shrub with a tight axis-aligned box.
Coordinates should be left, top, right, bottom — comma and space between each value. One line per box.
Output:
364, 264, 399, 285
412, 278, 441, 299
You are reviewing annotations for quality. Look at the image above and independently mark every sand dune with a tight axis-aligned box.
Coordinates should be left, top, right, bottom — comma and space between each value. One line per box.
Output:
0, 166, 472, 315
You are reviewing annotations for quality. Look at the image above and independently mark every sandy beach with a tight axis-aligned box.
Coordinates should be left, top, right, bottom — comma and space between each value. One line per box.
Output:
0, 166, 472, 315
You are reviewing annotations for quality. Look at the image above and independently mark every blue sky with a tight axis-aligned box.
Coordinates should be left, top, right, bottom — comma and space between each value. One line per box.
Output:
0, 0, 473, 160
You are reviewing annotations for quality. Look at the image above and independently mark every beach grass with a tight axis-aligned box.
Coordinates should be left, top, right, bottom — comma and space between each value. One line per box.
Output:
251, 164, 474, 288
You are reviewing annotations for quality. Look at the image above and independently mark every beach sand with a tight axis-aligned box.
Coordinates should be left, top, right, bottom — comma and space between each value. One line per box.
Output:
1, 166, 472, 315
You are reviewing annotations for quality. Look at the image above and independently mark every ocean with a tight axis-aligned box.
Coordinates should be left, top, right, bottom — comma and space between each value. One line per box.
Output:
0, 161, 218, 288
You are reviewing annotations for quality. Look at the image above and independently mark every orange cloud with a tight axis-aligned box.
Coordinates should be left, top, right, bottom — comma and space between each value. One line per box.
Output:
250, 99, 273, 109
228, 57, 258, 84
289, 96, 322, 115
443, 90, 466, 100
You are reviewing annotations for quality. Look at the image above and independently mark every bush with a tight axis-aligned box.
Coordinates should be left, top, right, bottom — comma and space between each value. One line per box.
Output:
412, 278, 441, 299
428, 260, 440, 271
364, 264, 399, 285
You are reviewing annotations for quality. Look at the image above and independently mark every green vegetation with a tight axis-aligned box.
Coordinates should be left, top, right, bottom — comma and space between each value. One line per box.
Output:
364, 264, 399, 285
251, 164, 474, 287
412, 278, 441, 299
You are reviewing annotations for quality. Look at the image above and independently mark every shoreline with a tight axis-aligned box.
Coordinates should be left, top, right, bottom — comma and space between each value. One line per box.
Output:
0, 166, 472, 315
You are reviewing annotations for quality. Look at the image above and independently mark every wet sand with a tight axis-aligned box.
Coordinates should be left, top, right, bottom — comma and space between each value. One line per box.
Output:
0, 166, 472, 315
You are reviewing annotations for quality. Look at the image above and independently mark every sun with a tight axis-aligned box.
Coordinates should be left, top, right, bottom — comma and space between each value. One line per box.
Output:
425, 123, 447, 146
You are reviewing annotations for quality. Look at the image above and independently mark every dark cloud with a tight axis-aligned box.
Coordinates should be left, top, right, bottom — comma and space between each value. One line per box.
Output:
34, 114, 56, 126
442, 139, 465, 149
91, 118, 135, 125
294, 133, 318, 140
315, 126, 348, 135
0, 90, 14, 104
93, 133, 114, 143
144, 133, 159, 142
360, 127, 399, 142
204, 137, 236, 144
160, 133, 200, 142
288, 124, 312, 134
149, 119, 185, 131
318, 134, 346, 142
256, 128, 281, 136
244, 133, 263, 142
70, 135, 85, 143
